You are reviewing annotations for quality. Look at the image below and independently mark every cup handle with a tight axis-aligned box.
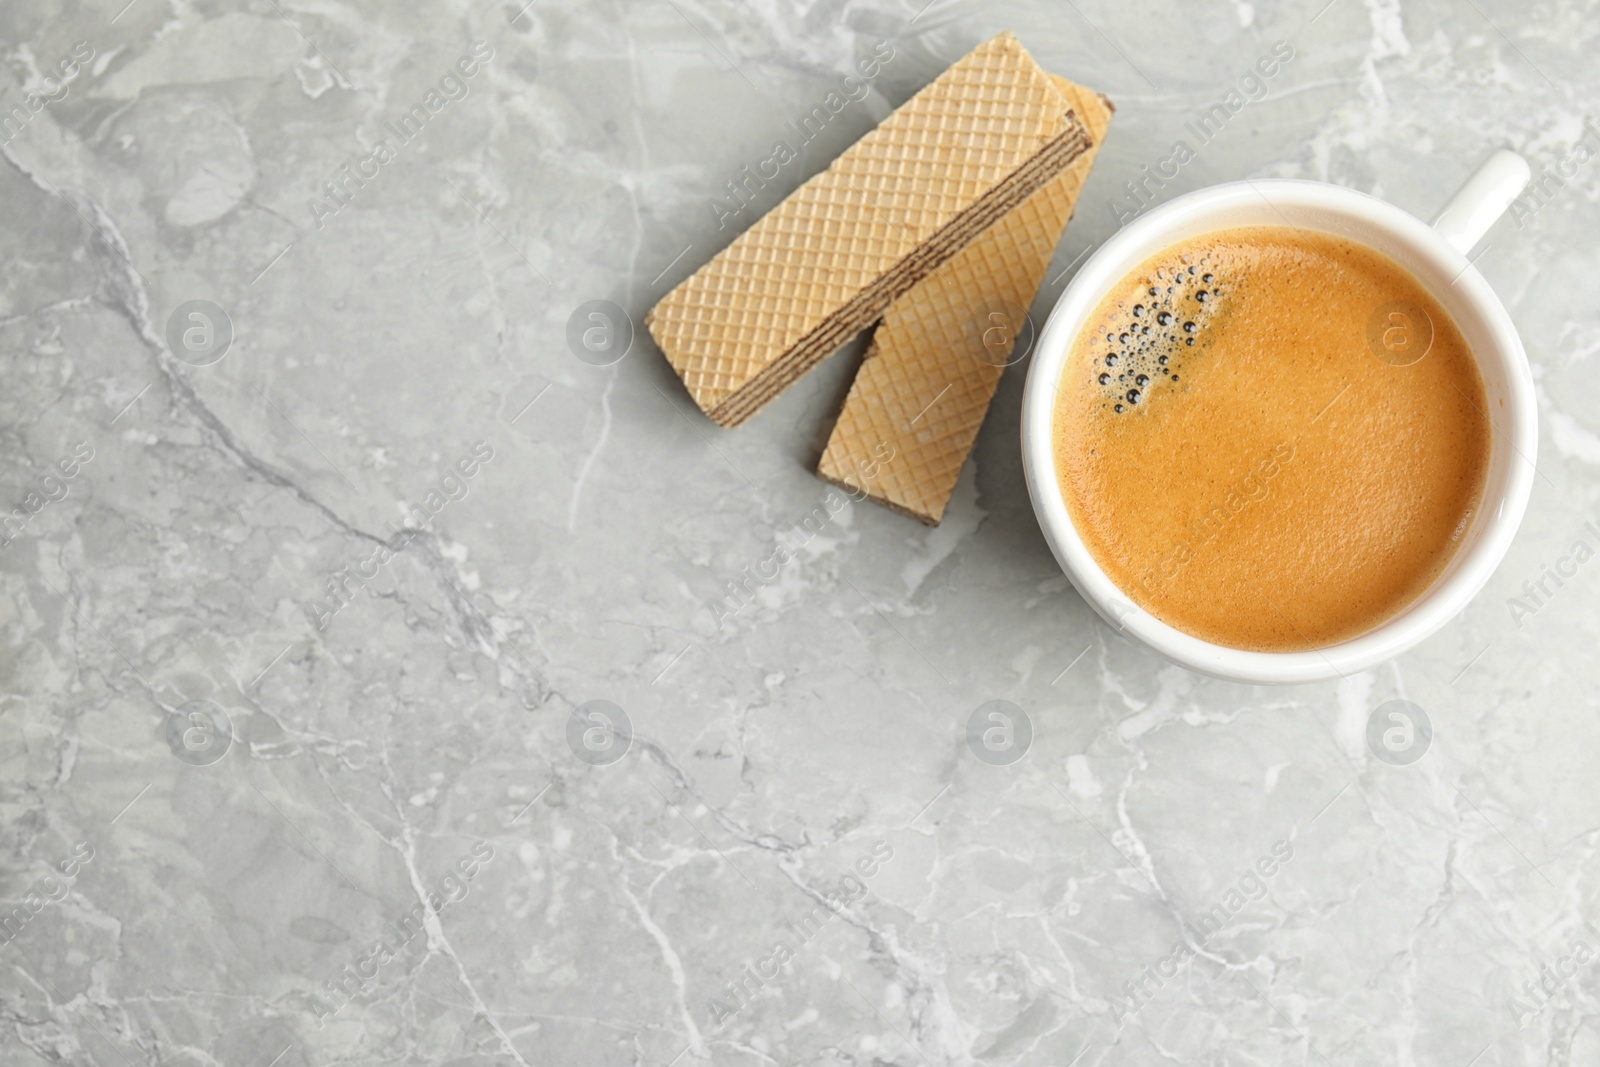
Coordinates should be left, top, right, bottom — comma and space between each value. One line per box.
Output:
1430, 149, 1531, 255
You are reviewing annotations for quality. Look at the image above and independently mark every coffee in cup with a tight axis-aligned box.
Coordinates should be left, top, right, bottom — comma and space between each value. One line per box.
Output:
1051, 224, 1491, 652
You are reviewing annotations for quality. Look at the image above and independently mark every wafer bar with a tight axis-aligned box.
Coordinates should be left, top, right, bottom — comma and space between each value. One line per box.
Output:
646, 32, 1091, 428
817, 77, 1113, 525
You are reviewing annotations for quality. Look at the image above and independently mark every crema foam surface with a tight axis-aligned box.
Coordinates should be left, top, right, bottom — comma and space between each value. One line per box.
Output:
1053, 226, 1491, 652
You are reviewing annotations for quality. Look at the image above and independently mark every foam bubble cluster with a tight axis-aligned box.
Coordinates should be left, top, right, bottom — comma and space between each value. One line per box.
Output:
1087, 262, 1225, 412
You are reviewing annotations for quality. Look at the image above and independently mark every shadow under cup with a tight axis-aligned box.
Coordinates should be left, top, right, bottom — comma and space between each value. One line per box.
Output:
1021, 179, 1536, 685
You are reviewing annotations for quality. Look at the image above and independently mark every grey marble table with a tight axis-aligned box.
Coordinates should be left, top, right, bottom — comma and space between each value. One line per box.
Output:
3, 0, 1598, 1064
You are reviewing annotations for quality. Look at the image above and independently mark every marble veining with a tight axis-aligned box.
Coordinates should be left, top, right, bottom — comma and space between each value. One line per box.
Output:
2, 0, 1599, 1064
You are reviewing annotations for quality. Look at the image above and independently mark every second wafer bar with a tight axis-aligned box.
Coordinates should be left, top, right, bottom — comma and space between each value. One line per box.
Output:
817, 77, 1114, 524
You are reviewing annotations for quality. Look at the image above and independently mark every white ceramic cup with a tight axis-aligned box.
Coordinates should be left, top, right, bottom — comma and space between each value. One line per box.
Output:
1020, 151, 1536, 684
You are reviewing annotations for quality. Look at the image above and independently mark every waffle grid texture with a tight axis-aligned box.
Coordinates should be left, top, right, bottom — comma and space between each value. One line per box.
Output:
817, 79, 1114, 524
646, 32, 1083, 426
708, 126, 1088, 427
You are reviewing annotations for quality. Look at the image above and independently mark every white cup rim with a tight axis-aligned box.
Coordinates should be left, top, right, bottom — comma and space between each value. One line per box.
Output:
1020, 175, 1537, 684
